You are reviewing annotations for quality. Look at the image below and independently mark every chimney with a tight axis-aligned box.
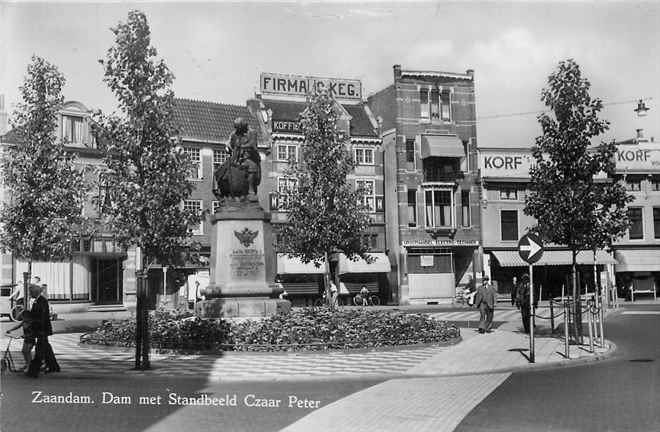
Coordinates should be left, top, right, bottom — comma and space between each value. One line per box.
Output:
393, 64, 402, 81
636, 128, 644, 139
466, 69, 474, 80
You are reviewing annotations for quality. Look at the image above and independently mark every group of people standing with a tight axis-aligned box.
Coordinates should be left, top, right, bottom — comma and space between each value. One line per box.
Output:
469, 274, 535, 334
6, 276, 60, 377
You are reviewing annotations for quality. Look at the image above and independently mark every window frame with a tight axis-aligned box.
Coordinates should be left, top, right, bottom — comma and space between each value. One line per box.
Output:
407, 188, 417, 227
61, 114, 86, 146
354, 147, 375, 165
276, 142, 298, 163
423, 186, 454, 229
405, 139, 415, 163
500, 209, 519, 241
499, 186, 519, 201
356, 178, 376, 213
277, 176, 298, 211
461, 190, 471, 227
212, 148, 228, 172
419, 88, 430, 119
183, 199, 204, 235
183, 147, 203, 180
628, 207, 644, 240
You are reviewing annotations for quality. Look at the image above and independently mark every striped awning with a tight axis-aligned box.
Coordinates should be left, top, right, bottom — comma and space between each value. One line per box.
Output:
491, 250, 617, 267
277, 254, 327, 274
615, 249, 660, 273
337, 253, 391, 275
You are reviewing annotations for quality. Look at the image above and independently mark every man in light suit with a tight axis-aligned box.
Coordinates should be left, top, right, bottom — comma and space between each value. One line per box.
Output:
474, 276, 497, 334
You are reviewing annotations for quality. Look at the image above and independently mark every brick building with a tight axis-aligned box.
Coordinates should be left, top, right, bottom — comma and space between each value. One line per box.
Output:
367, 65, 481, 305
247, 73, 389, 306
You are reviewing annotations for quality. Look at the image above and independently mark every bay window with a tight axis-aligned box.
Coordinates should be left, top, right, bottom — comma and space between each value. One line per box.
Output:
424, 188, 453, 228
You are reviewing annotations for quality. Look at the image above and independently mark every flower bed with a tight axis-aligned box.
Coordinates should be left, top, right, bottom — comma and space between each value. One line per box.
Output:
80, 308, 460, 353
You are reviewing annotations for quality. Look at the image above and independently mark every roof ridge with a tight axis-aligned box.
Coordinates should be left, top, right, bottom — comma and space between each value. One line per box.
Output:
174, 97, 248, 111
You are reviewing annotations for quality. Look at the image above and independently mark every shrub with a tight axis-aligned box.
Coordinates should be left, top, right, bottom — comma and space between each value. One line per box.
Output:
81, 308, 460, 353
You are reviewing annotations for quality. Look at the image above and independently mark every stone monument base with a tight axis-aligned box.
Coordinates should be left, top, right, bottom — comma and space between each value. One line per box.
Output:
196, 297, 291, 318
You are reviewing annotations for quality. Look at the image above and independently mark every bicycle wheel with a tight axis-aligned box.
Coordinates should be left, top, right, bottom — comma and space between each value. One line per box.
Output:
370, 296, 380, 306
353, 295, 363, 306
9, 304, 24, 322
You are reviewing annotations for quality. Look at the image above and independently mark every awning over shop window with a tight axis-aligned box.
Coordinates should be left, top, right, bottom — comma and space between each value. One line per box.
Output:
420, 135, 465, 159
491, 250, 617, 268
337, 253, 391, 275
615, 249, 660, 273
277, 254, 327, 274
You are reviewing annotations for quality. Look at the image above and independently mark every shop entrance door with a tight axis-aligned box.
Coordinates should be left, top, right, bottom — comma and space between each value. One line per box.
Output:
91, 258, 122, 305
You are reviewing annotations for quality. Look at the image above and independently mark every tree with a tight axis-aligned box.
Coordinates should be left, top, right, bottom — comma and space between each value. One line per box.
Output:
0, 56, 87, 304
277, 90, 373, 305
525, 59, 632, 336
94, 10, 199, 368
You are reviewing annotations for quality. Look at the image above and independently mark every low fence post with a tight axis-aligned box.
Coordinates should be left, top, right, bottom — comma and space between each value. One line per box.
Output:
564, 300, 570, 358
587, 300, 594, 353
550, 299, 555, 334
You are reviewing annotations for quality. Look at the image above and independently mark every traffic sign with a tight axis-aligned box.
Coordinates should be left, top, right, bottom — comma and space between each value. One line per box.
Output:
518, 233, 544, 264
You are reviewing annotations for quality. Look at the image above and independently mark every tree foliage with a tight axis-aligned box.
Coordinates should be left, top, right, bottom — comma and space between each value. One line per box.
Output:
0, 56, 87, 266
525, 59, 632, 253
94, 10, 199, 267
277, 90, 373, 270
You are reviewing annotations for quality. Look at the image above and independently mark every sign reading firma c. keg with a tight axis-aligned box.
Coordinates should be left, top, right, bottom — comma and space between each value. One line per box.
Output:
260, 73, 362, 101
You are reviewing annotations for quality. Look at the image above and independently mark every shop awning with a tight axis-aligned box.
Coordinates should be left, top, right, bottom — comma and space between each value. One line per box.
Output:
615, 249, 660, 273
337, 253, 391, 275
276, 254, 327, 274
491, 250, 617, 268
420, 135, 465, 159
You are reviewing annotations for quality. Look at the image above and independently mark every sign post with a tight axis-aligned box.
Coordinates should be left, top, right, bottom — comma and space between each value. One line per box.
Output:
518, 233, 544, 363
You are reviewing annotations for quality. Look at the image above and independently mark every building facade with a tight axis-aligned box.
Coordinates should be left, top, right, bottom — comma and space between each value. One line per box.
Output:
612, 131, 660, 300
247, 72, 389, 306
478, 147, 617, 300
368, 65, 481, 305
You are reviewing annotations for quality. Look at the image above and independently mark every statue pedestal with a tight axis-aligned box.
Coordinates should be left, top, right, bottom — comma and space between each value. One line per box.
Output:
196, 202, 291, 318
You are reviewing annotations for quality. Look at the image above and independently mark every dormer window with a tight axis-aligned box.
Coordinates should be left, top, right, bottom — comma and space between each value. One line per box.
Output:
62, 115, 85, 146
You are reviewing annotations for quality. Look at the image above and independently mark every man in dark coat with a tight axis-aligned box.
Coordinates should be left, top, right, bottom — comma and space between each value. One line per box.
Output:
474, 276, 496, 333
25, 284, 60, 377
516, 274, 532, 333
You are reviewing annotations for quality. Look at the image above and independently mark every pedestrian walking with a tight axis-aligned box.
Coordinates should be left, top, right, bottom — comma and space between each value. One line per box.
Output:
511, 276, 518, 306
474, 276, 496, 333
25, 284, 60, 377
516, 274, 534, 334
5, 310, 35, 372
329, 280, 338, 309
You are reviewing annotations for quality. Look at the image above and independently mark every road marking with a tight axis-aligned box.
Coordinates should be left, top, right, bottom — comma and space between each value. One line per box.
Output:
621, 311, 660, 315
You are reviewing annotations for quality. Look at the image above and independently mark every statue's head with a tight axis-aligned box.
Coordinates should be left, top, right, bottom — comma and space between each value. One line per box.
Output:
234, 117, 248, 134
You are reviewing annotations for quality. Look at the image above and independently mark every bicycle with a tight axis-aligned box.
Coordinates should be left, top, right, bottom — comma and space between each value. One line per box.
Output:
1, 335, 21, 374
353, 294, 380, 306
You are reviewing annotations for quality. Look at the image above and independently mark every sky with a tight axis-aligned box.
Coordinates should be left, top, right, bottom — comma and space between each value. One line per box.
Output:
1, 1, 659, 147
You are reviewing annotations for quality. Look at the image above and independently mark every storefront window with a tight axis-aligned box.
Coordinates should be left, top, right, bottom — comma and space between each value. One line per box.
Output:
501, 210, 518, 241
628, 207, 643, 239
425, 189, 453, 228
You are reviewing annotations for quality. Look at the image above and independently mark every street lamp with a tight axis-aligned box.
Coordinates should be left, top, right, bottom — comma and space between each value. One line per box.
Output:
634, 99, 649, 117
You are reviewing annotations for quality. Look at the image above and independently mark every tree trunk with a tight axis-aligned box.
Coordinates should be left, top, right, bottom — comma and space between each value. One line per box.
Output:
324, 251, 330, 308
24, 260, 33, 311
571, 250, 581, 343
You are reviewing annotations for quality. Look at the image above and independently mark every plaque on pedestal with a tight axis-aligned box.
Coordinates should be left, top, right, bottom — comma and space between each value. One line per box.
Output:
197, 202, 291, 318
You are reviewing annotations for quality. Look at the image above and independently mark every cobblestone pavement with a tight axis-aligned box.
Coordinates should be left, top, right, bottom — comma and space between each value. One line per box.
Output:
1, 333, 453, 381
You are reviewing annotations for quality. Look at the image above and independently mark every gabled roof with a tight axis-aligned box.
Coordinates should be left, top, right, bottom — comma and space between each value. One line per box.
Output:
0, 129, 24, 144
172, 98, 260, 143
263, 99, 377, 138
